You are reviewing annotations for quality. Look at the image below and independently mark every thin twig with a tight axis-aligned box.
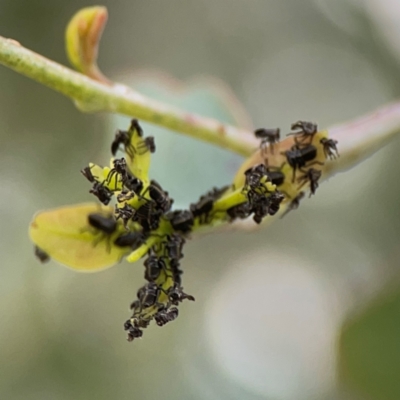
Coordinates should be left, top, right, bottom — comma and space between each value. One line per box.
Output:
0, 36, 257, 156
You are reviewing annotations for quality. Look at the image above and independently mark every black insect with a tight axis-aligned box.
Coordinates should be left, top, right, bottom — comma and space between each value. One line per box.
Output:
81, 166, 95, 183
189, 185, 230, 224
167, 210, 194, 234
133, 200, 162, 232
138, 282, 161, 309
111, 119, 144, 158
146, 180, 173, 213
170, 263, 183, 286
116, 189, 135, 203
190, 195, 214, 223
129, 299, 140, 311
124, 175, 143, 194
130, 119, 144, 137
167, 285, 195, 305
155, 307, 179, 327
297, 168, 322, 196
34, 246, 50, 263
106, 158, 129, 189
251, 195, 275, 224
206, 185, 230, 200
114, 203, 135, 229
284, 144, 323, 182
88, 213, 117, 234
320, 138, 339, 160
244, 164, 270, 193
123, 320, 143, 342
280, 191, 305, 218
288, 121, 318, 145
226, 201, 252, 221
111, 129, 134, 158
254, 128, 280, 154
87, 213, 118, 248
165, 234, 185, 261
252, 191, 284, 222
263, 162, 286, 187
114, 230, 145, 250
89, 181, 113, 205
137, 136, 156, 155
268, 191, 285, 216
144, 253, 166, 282
291, 121, 317, 135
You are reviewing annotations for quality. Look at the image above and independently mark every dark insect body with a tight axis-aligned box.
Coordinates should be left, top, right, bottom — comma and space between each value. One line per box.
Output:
226, 202, 252, 221
116, 189, 135, 203
190, 196, 213, 219
147, 180, 173, 213
244, 164, 270, 193
251, 196, 270, 224
111, 129, 134, 158
288, 121, 318, 146
88, 213, 117, 234
130, 119, 144, 137
107, 157, 143, 193
133, 201, 162, 232
170, 263, 183, 286
111, 119, 144, 158
205, 185, 230, 200
320, 138, 339, 160
138, 282, 161, 309
137, 136, 156, 155
123, 320, 143, 342
251, 191, 284, 223
167, 285, 195, 305
114, 231, 145, 249
167, 210, 194, 234
87, 213, 118, 249
34, 246, 50, 263
155, 307, 179, 327
81, 166, 95, 183
268, 192, 285, 215
284, 145, 323, 182
165, 234, 185, 261
266, 169, 285, 186
254, 127, 280, 154
190, 185, 230, 224
144, 252, 167, 282
89, 182, 113, 205
115, 203, 135, 229
291, 121, 318, 136
106, 158, 129, 189
297, 168, 322, 196
124, 175, 143, 194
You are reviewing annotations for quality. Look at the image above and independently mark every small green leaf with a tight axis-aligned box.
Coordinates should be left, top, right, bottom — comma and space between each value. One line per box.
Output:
29, 203, 129, 272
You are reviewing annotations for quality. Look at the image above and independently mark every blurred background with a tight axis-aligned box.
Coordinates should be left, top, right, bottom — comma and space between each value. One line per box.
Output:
2, 0, 400, 399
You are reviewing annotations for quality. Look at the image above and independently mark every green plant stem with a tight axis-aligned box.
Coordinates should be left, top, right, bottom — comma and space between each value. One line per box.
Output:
0, 36, 257, 157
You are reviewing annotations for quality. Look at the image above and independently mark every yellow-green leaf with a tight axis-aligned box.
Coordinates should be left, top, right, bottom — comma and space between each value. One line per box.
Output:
29, 203, 129, 272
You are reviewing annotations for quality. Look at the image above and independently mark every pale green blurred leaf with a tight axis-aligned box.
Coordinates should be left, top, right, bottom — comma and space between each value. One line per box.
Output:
340, 287, 400, 400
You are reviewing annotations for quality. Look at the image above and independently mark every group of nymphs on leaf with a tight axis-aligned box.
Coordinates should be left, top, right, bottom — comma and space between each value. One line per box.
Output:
33, 119, 338, 341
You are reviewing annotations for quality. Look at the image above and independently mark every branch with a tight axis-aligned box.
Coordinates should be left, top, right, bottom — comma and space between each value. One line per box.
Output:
222, 100, 400, 231
0, 35, 257, 157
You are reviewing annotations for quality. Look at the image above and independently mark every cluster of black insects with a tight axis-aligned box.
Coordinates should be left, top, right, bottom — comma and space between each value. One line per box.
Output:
78, 120, 199, 340
254, 121, 339, 216
34, 118, 338, 341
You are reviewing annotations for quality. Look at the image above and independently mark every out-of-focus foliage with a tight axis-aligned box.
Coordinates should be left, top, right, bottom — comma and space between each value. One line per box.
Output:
340, 289, 400, 400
